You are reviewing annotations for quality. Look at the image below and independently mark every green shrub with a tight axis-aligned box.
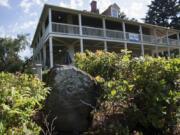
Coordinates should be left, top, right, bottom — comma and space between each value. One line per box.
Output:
0, 72, 49, 135
75, 50, 180, 135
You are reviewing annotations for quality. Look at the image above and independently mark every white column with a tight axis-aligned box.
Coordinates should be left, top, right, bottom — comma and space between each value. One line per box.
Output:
39, 50, 42, 64
104, 41, 107, 51
167, 30, 169, 45
42, 21, 45, 33
168, 47, 170, 57
43, 45, 46, 67
103, 18, 107, 51
155, 46, 159, 57
122, 22, 127, 50
177, 33, 180, 56
79, 14, 83, 52
177, 33, 180, 45
49, 37, 53, 68
153, 29, 159, 57
49, 8, 52, 33
102, 18, 106, 37
37, 54, 39, 63
139, 25, 144, 56
167, 30, 170, 57
33, 49, 35, 64
80, 39, 83, 53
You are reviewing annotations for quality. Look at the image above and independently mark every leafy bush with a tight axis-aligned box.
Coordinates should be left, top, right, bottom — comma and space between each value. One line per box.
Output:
75, 50, 180, 135
0, 72, 49, 135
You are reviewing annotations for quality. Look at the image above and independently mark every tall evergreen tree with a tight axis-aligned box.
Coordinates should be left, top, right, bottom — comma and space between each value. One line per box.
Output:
145, 0, 180, 29
171, 0, 180, 29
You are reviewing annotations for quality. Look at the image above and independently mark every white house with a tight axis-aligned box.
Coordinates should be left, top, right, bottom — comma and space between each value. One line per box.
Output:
31, 1, 180, 68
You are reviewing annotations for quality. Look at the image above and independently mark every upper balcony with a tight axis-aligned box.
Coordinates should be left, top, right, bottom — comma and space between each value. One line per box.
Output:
32, 8, 180, 55
50, 22, 180, 46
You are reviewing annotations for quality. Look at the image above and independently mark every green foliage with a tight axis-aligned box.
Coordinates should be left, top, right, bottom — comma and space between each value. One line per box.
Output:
0, 72, 49, 135
0, 34, 29, 72
75, 50, 180, 134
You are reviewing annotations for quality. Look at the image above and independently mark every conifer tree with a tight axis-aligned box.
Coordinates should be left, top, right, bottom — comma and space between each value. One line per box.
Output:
145, 0, 179, 29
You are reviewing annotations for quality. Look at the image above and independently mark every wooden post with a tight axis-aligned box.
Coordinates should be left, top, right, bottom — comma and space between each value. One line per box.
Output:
102, 18, 106, 37
79, 14, 82, 35
177, 33, 180, 46
39, 50, 42, 64
79, 14, 83, 52
153, 29, 159, 57
168, 47, 170, 57
177, 33, 180, 56
43, 45, 46, 67
139, 25, 144, 56
80, 39, 83, 53
49, 8, 52, 33
49, 37, 53, 68
103, 18, 107, 51
167, 30, 169, 45
167, 30, 170, 57
122, 22, 127, 50
104, 41, 107, 51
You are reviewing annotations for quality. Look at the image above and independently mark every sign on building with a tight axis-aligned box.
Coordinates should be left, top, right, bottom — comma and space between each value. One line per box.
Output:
129, 33, 140, 42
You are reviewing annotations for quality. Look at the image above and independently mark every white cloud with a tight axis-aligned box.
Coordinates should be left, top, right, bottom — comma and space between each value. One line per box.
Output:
19, 20, 37, 30
29, 12, 38, 17
95, 0, 112, 12
119, 0, 152, 22
70, 0, 83, 9
60, 0, 84, 9
18, 46, 33, 60
0, 20, 37, 38
20, 0, 48, 13
9, 21, 37, 37
0, 0, 10, 8
20, 0, 33, 13
59, 1, 69, 8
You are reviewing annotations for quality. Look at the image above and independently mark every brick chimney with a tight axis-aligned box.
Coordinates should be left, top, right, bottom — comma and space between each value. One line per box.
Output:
90, 0, 99, 14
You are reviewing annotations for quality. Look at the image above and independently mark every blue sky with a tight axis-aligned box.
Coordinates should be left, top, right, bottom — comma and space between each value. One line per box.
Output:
0, 0, 152, 59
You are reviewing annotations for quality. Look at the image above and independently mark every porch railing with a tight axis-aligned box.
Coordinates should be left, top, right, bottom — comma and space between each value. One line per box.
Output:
156, 37, 168, 45
143, 34, 156, 44
106, 29, 124, 40
52, 22, 80, 35
51, 22, 179, 46
169, 39, 179, 46
82, 26, 104, 37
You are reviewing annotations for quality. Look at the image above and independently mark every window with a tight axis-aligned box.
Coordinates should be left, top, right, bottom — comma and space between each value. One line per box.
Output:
111, 8, 118, 18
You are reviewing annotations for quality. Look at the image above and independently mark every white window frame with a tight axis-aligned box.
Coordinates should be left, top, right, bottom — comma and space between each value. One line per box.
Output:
111, 7, 118, 18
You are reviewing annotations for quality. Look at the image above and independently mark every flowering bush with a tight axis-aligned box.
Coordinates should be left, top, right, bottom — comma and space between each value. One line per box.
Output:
75, 50, 180, 135
0, 73, 49, 135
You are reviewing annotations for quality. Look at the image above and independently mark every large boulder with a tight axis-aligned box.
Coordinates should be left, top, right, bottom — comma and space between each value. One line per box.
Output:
45, 65, 98, 133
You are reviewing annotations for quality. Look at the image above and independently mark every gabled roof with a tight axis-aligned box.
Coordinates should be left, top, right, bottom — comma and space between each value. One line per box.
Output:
111, 3, 120, 10
102, 3, 120, 15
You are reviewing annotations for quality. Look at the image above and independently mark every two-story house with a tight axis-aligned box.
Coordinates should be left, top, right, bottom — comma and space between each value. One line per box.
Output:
31, 1, 180, 68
